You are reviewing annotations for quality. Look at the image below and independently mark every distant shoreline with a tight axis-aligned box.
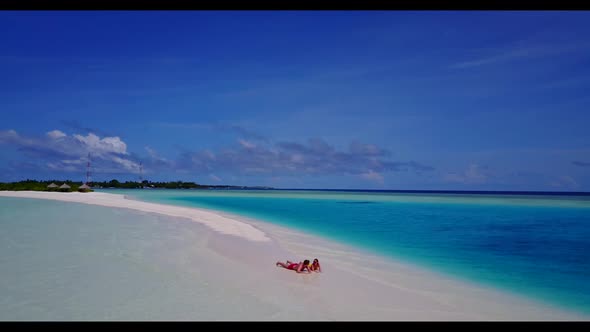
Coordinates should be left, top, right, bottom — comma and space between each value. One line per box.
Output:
103, 187, 590, 196
272, 188, 590, 196
0, 179, 274, 191
2, 179, 588, 195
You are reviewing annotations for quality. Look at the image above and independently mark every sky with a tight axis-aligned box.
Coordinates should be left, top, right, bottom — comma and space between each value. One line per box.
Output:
1, 10, 590, 191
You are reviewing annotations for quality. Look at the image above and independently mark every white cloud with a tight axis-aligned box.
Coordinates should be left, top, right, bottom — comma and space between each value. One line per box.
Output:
145, 146, 158, 159
549, 175, 579, 189
290, 153, 304, 164
203, 150, 216, 161
175, 136, 433, 178
46, 130, 66, 139
46, 162, 78, 172
61, 158, 85, 165
143, 146, 175, 172
111, 156, 141, 173
360, 170, 384, 184
349, 141, 385, 156
1, 128, 435, 180
74, 133, 128, 156
0, 129, 139, 175
450, 48, 530, 69
450, 42, 589, 69
238, 139, 256, 149
0, 129, 25, 144
444, 163, 490, 184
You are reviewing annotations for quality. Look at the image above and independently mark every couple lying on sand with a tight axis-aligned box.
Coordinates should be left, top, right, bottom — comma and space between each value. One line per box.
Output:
276, 258, 322, 273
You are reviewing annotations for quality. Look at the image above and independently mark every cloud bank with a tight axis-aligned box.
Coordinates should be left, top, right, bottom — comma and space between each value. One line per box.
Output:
0, 129, 140, 175
171, 137, 434, 181
1, 129, 434, 183
443, 163, 492, 185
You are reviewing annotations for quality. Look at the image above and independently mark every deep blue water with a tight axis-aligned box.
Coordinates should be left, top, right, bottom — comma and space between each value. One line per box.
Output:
102, 189, 590, 314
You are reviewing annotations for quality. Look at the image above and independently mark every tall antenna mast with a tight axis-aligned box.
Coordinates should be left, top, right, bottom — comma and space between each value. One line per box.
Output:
86, 153, 91, 185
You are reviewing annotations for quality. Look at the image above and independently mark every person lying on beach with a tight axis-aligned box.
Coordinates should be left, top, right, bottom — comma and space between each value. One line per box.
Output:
276, 259, 312, 273
310, 258, 322, 273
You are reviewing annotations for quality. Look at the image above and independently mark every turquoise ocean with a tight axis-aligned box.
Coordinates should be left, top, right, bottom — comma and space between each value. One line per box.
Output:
100, 189, 590, 315
1, 189, 590, 318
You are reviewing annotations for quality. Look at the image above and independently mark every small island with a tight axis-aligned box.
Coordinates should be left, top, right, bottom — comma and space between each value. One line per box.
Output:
0, 179, 274, 192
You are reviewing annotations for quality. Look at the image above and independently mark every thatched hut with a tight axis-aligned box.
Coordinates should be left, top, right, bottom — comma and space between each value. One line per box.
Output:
78, 183, 91, 192
47, 183, 58, 191
58, 183, 71, 192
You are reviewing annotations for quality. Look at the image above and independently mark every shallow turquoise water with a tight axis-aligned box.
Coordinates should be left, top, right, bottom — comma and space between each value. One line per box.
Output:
101, 189, 590, 314
0, 197, 286, 320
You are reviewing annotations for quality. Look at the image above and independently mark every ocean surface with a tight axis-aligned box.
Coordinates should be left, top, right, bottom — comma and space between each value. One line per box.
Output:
97, 189, 590, 315
0, 196, 303, 320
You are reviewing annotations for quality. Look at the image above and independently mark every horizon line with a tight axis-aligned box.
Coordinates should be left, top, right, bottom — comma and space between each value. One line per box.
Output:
2, 179, 589, 195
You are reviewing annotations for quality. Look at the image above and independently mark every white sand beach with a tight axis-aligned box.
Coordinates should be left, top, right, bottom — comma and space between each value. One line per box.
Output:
0, 190, 587, 321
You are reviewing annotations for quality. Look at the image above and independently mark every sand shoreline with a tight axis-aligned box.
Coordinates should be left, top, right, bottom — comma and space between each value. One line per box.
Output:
1, 190, 587, 320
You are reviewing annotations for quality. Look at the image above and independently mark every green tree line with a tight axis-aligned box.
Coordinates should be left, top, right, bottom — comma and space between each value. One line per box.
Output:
0, 179, 89, 192
0, 179, 273, 191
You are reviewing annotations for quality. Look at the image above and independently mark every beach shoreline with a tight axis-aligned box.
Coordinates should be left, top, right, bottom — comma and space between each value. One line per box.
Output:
0, 190, 587, 321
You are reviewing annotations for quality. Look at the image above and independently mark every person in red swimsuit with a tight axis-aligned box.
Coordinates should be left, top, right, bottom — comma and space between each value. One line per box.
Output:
276, 259, 311, 273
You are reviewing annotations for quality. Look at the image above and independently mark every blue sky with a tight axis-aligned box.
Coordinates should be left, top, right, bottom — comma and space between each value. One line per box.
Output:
1, 11, 589, 191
